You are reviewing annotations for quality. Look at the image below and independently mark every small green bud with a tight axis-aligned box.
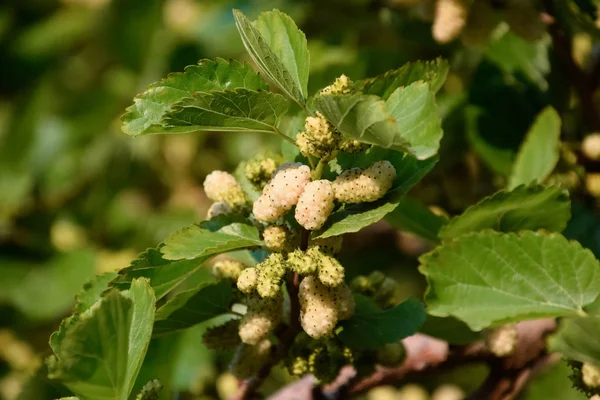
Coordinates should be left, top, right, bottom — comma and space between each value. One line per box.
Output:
287, 356, 309, 376
340, 138, 370, 153
202, 319, 241, 350
256, 253, 287, 298
376, 342, 406, 366
245, 154, 282, 189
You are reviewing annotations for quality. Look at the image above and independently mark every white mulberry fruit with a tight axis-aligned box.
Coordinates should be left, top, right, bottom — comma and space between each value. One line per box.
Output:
239, 294, 282, 345
253, 163, 311, 222
333, 161, 396, 203
212, 259, 246, 282
486, 323, 517, 357
432, 0, 470, 44
583, 133, 600, 161
583, 363, 600, 388
295, 180, 335, 230
203, 171, 247, 209
237, 267, 258, 294
206, 201, 232, 219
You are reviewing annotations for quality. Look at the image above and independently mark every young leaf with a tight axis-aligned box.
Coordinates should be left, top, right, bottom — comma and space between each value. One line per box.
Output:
548, 316, 600, 366
162, 89, 288, 134
153, 281, 234, 335
315, 151, 437, 239
233, 9, 309, 105
110, 248, 209, 301
48, 278, 155, 400
420, 231, 600, 331
338, 295, 426, 349
386, 197, 447, 243
439, 184, 571, 240
161, 215, 263, 260
361, 58, 450, 99
122, 58, 268, 136
508, 107, 561, 189
314, 84, 443, 160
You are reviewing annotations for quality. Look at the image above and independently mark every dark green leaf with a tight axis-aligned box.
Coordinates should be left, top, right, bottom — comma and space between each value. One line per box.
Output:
361, 58, 450, 98
162, 89, 288, 134
419, 315, 481, 345
338, 295, 427, 349
233, 9, 309, 105
122, 58, 268, 136
420, 231, 600, 330
386, 197, 447, 243
48, 279, 155, 400
439, 184, 571, 240
153, 281, 234, 335
161, 215, 263, 260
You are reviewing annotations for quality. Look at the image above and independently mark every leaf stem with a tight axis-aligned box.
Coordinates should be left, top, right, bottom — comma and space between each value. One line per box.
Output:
311, 158, 327, 180
273, 126, 298, 146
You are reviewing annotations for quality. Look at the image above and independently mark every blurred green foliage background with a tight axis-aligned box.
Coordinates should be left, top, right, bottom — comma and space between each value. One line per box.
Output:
1, 0, 600, 398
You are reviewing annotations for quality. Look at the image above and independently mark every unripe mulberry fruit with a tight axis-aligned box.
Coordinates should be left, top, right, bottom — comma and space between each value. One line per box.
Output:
583, 363, 600, 388
229, 339, 272, 379
212, 259, 246, 282
263, 224, 294, 252
253, 163, 311, 222
256, 253, 287, 298
296, 113, 341, 158
136, 379, 162, 400
295, 180, 335, 230
432, 0, 471, 44
202, 319, 241, 349
237, 267, 258, 294
245, 154, 281, 189
239, 294, 282, 345
287, 248, 319, 275
340, 138, 370, 153
376, 342, 406, 366
583, 134, 600, 161
321, 74, 353, 95
308, 344, 348, 383
333, 161, 396, 203
203, 171, 247, 209
206, 201, 232, 219
317, 253, 345, 287
486, 323, 517, 357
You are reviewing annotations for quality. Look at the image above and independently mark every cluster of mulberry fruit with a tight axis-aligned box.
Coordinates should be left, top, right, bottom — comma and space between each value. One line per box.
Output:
199, 84, 405, 383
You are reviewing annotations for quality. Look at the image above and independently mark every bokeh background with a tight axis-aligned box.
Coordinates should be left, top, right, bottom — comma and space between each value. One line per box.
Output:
1, 0, 599, 399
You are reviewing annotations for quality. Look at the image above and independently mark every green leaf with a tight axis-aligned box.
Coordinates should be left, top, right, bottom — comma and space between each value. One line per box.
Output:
386, 197, 447, 243
338, 295, 426, 349
315, 82, 443, 160
233, 9, 309, 105
419, 315, 481, 345
121, 58, 268, 136
74, 272, 118, 314
48, 279, 155, 400
110, 248, 209, 301
153, 281, 234, 335
162, 89, 288, 134
522, 360, 587, 400
439, 184, 571, 240
420, 231, 600, 330
548, 316, 600, 365
361, 58, 450, 98
315, 150, 437, 239
508, 107, 561, 190
161, 215, 262, 260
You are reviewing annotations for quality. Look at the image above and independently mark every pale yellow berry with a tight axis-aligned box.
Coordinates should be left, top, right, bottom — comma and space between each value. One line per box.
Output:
397, 384, 429, 400
486, 323, 517, 357
237, 267, 258, 294
583, 363, 600, 388
287, 248, 319, 275
239, 294, 282, 345
333, 283, 355, 320
256, 253, 287, 298
295, 180, 335, 230
333, 161, 396, 203
317, 254, 345, 287
432, 0, 471, 44
263, 225, 294, 252
203, 171, 247, 209
296, 113, 341, 158
321, 74, 353, 95
212, 259, 246, 282
253, 163, 311, 222
367, 386, 398, 400
586, 173, 600, 197
583, 134, 600, 160
432, 384, 465, 400
206, 201, 232, 219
